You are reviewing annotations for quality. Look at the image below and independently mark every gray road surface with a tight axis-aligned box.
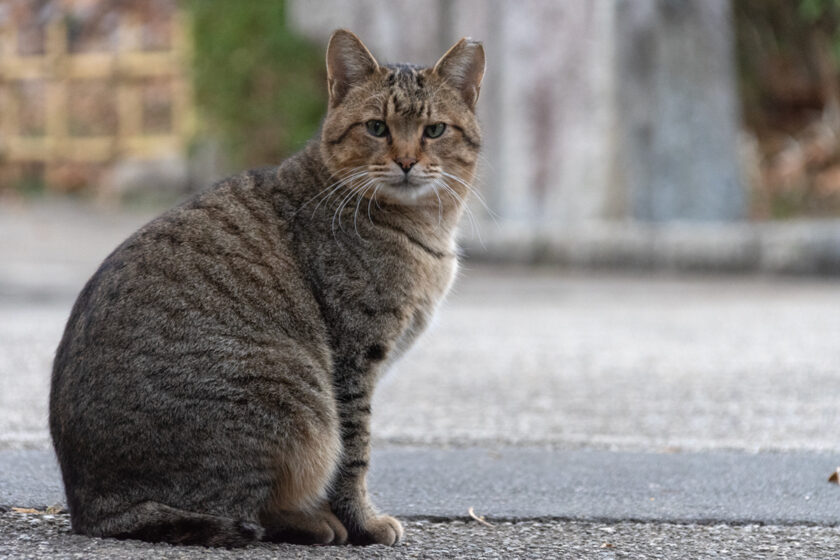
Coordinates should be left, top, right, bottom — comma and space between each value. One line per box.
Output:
3, 447, 840, 525
4, 270, 840, 453
2, 513, 837, 560
2, 200, 840, 558
3, 201, 840, 454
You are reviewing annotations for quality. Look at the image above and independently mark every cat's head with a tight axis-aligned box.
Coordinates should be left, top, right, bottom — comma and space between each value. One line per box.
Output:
320, 29, 484, 209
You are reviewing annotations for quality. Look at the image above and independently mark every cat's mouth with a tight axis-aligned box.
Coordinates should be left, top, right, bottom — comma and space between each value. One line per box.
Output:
387, 175, 422, 188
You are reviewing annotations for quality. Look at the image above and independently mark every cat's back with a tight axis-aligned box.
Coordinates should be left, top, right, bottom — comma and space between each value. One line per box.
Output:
63, 167, 308, 340
51, 164, 330, 413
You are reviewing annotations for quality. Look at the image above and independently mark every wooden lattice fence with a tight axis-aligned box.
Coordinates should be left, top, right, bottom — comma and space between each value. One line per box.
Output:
0, 5, 193, 192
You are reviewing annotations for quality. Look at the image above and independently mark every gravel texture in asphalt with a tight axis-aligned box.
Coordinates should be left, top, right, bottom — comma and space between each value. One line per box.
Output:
2, 511, 838, 560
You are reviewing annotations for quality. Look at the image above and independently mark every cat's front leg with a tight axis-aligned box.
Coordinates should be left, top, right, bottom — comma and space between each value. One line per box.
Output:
329, 387, 403, 546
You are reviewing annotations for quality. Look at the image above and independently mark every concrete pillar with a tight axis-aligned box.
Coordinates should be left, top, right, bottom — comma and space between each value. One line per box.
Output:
614, 0, 745, 222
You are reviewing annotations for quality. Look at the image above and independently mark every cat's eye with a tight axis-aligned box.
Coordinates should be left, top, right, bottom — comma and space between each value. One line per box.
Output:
365, 120, 388, 137
424, 123, 446, 139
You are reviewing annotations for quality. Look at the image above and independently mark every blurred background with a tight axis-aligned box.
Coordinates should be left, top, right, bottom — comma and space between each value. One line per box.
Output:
1, 1, 840, 454
2, 0, 840, 271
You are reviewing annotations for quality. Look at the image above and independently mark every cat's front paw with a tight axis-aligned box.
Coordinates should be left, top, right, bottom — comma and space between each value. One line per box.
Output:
262, 507, 348, 545
353, 514, 403, 546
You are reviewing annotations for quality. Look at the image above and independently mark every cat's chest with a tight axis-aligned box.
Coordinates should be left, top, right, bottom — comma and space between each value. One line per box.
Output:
315, 239, 456, 366
386, 257, 457, 361
366, 252, 453, 334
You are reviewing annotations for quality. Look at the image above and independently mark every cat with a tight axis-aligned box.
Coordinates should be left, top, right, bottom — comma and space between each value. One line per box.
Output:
49, 29, 484, 547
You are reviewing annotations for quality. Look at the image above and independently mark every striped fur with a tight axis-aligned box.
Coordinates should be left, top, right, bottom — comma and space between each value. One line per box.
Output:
49, 30, 484, 547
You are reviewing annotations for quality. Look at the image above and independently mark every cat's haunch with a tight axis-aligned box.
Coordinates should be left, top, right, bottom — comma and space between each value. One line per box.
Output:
49, 29, 484, 547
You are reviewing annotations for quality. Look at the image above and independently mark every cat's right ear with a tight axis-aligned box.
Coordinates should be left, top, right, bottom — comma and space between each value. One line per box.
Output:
326, 29, 379, 107
433, 37, 485, 109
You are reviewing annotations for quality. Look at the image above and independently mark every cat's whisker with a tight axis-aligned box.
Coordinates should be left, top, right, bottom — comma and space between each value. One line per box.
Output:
439, 170, 490, 209
347, 179, 378, 237
312, 170, 372, 220
435, 180, 468, 227
296, 167, 368, 217
332, 177, 375, 239
430, 180, 444, 227
310, 181, 358, 222
331, 180, 361, 238
330, 164, 369, 182
437, 180, 485, 247
440, 170, 499, 223
473, 152, 496, 173
315, 164, 367, 193
353, 180, 380, 241
367, 184, 382, 227
320, 179, 360, 220
353, 179, 376, 243
350, 179, 374, 240
445, 162, 493, 200
322, 167, 370, 195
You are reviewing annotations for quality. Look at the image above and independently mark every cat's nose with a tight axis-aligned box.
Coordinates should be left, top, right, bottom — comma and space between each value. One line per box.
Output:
394, 156, 417, 173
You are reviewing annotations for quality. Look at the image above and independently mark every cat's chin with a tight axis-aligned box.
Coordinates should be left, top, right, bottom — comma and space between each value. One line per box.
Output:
379, 180, 438, 205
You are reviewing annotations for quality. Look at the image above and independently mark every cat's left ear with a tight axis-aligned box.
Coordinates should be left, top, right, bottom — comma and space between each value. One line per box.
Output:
326, 29, 380, 107
433, 38, 485, 109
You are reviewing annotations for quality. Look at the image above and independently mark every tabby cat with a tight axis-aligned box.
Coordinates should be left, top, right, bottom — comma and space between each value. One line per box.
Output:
49, 30, 484, 547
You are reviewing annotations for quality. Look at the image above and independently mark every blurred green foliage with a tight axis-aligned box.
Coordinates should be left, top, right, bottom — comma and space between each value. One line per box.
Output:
735, 0, 840, 218
799, 0, 840, 23
187, 0, 326, 168
735, 0, 834, 129
798, 0, 840, 59
736, 0, 840, 120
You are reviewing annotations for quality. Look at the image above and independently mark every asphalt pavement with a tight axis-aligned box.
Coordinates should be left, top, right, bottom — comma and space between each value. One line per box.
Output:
3, 447, 840, 525
2, 513, 839, 560
1, 200, 839, 558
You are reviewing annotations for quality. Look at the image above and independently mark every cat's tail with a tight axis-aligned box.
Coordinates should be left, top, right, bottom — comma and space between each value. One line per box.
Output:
80, 501, 263, 548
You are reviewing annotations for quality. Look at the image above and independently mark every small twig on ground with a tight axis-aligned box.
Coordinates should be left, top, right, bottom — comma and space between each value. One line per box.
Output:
468, 506, 494, 527
11, 507, 41, 514
9, 505, 65, 515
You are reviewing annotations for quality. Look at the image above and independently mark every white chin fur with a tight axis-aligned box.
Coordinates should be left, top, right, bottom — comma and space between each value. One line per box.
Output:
380, 181, 436, 204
